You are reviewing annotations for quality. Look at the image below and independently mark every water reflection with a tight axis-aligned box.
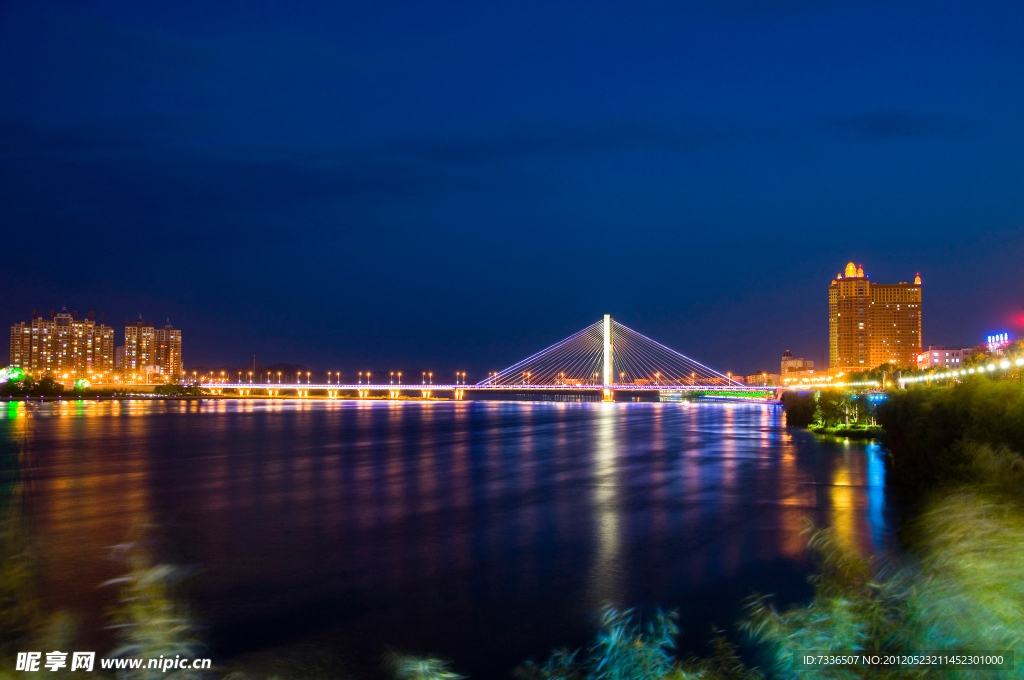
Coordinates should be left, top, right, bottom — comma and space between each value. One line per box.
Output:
588, 403, 622, 606
866, 442, 887, 552
0, 399, 890, 677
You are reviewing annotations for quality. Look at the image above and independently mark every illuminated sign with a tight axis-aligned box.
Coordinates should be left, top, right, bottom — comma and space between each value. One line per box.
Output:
987, 332, 1010, 352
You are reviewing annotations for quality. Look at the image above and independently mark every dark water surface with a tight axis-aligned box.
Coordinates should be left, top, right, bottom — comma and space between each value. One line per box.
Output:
1, 398, 889, 677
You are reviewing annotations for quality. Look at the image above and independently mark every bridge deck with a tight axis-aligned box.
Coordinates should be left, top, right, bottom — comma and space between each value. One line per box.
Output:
206, 383, 766, 391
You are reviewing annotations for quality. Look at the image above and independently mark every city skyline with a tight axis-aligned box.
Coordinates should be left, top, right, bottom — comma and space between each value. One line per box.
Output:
3, 256, 1018, 380
2, 1, 1023, 376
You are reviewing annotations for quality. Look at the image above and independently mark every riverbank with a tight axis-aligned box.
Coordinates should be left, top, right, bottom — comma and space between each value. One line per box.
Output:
0, 400, 880, 680
6, 388, 1024, 679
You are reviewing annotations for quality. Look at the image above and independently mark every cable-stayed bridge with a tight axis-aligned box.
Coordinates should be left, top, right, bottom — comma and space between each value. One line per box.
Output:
212, 315, 774, 401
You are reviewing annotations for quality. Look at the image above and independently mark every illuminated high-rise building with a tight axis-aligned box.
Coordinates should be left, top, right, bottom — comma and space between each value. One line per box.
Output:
124, 317, 182, 380
9, 307, 114, 376
154, 320, 182, 379
828, 262, 922, 372
124, 318, 154, 373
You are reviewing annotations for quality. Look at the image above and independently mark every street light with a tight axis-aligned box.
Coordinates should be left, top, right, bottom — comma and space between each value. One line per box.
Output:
428, 372, 432, 385
306, 371, 311, 384
359, 372, 363, 384
397, 372, 402, 384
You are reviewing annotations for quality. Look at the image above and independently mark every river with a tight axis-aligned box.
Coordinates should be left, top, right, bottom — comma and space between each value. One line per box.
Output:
0, 398, 890, 677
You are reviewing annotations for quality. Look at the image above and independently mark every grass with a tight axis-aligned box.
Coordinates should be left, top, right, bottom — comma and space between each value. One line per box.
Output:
807, 424, 885, 440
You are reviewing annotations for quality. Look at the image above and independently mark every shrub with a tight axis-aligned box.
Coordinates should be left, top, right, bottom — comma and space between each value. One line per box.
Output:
877, 380, 1024, 491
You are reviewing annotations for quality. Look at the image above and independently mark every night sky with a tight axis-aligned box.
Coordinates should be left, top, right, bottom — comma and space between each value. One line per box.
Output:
2, 0, 1023, 379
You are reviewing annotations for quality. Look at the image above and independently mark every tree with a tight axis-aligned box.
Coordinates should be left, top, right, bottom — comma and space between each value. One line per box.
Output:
28, 377, 62, 397
816, 388, 848, 427
154, 384, 202, 397
0, 375, 62, 398
780, 391, 816, 428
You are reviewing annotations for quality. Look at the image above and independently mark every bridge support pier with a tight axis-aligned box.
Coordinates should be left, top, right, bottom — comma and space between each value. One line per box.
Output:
603, 314, 612, 386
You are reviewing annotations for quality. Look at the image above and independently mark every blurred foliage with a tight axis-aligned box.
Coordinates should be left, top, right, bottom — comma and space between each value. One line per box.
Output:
105, 539, 206, 680
386, 652, 464, 680
904, 487, 1024, 663
0, 502, 42, 659
512, 606, 763, 680
742, 524, 914, 680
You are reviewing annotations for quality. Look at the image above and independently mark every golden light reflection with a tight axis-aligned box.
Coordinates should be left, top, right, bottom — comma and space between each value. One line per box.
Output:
588, 402, 622, 606
777, 446, 807, 559
720, 404, 740, 574
651, 404, 666, 541
450, 403, 472, 573
518, 402, 539, 595
830, 452, 857, 552
22, 403, 154, 650
386, 401, 408, 531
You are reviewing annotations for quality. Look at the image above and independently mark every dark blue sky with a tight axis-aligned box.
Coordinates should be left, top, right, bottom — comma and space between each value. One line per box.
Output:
2, 0, 1023, 378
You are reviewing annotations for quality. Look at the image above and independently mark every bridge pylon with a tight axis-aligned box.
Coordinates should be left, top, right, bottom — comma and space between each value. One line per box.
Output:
603, 314, 612, 386
477, 314, 743, 390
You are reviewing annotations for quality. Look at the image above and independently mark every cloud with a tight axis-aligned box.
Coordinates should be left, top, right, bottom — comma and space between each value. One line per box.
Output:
828, 111, 971, 140
0, 115, 765, 228
0, 118, 474, 222
372, 120, 748, 165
